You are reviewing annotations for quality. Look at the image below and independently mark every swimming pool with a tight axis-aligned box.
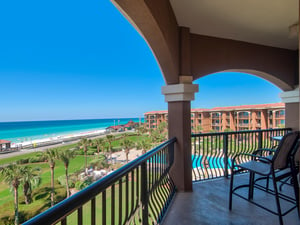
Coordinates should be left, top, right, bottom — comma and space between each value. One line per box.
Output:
147, 154, 232, 169
192, 155, 232, 169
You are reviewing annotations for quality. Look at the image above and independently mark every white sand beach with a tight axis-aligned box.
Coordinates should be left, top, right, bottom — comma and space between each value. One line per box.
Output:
11, 129, 108, 148
0, 130, 137, 161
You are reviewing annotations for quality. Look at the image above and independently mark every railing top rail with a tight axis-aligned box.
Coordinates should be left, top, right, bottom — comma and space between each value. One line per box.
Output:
23, 137, 177, 225
192, 128, 291, 137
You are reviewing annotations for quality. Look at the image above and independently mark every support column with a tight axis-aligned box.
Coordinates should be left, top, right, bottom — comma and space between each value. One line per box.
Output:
279, 86, 300, 130
162, 76, 198, 192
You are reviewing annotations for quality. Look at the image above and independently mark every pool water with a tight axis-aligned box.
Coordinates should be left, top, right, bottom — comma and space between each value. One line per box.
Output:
192, 155, 232, 169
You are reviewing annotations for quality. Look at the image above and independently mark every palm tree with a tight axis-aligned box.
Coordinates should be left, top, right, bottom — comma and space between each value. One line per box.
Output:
93, 138, 105, 155
106, 134, 115, 162
43, 148, 58, 207
0, 164, 23, 225
134, 126, 142, 136
78, 138, 90, 174
157, 121, 167, 134
57, 149, 75, 198
21, 166, 41, 205
122, 132, 129, 139
137, 139, 151, 154
121, 139, 133, 163
140, 126, 148, 135
150, 130, 164, 144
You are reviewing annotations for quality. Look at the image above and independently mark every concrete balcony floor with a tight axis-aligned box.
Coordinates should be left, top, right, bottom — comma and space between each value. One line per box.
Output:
163, 175, 299, 225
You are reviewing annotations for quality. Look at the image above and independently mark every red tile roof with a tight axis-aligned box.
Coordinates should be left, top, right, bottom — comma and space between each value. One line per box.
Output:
0, 140, 11, 144
107, 125, 123, 129
210, 103, 285, 111
144, 110, 167, 115
144, 103, 284, 115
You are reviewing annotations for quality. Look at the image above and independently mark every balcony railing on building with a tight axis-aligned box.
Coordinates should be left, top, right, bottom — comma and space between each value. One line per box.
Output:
24, 138, 176, 225
191, 128, 291, 182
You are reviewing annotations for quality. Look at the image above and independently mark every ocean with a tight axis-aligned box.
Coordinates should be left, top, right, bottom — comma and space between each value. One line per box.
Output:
0, 118, 142, 144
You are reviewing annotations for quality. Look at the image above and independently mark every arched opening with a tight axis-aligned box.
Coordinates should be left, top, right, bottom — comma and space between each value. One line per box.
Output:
191, 71, 285, 133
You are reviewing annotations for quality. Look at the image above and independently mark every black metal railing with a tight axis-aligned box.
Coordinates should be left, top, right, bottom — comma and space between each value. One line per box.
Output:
23, 138, 177, 225
191, 128, 291, 182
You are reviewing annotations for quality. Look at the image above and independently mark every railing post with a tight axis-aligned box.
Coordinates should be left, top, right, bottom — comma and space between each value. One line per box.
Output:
223, 133, 229, 178
168, 142, 174, 167
258, 131, 263, 149
141, 162, 149, 225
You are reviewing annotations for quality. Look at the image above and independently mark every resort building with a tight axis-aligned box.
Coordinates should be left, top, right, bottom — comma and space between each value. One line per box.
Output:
105, 120, 138, 132
144, 103, 285, 132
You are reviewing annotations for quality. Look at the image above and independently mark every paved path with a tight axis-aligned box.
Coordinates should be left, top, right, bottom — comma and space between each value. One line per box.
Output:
0, 131, 142, 163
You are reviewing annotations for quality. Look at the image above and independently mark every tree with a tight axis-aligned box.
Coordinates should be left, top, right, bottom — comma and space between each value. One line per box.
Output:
78, 138, 90, 174
157, 121, 167, 134
120, 139, 134, 163
223, 128, 233, 132
122, 132, 129, 139
21, 166, 41, 205
106, 135, 115, 162
194, 125, 203, 134
137, 139, 151, 154
150, 129, 164, 144
57, 149, 75, 198
43, 148, 58, 207
0, 164, 23, 225
134, 126, 142, 136
93, 138, 105, 155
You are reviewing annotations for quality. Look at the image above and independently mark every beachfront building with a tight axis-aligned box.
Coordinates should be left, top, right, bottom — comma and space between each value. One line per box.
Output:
105, 120, 138, 132
144, 103, 285, 133
0, 140, 11, 151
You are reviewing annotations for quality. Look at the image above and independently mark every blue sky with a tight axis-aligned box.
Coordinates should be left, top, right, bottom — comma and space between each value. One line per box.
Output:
0, 0, 282, 122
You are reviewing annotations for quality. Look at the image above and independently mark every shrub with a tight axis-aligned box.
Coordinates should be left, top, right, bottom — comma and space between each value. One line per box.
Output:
75, 177, 93, 190
16, 158, 29, 164
74, 149, 84, 155
57, 175, 66, 186
28, 156, 44, 163
89, 157, 109, 169
87, 150, 95, 155
58, 174, 78, 189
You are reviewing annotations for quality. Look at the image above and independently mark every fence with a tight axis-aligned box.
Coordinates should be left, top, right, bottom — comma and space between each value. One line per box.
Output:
191, 128, 291, 182
23, 138, 177, 225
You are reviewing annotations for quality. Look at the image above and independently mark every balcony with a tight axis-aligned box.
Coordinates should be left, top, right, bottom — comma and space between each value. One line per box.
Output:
163, 176, 298, 225
23, 128, 298, 225
238, 123, 249, 127
238, 116, 249, 119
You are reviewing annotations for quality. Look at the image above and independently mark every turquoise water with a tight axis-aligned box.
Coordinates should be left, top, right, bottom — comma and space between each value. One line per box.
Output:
148, 154, 231, 169
0, 118, 142, 144
192, 155, 232, 169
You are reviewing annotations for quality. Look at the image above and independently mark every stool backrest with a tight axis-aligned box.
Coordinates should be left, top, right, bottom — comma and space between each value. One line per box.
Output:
273, 131, 299, 170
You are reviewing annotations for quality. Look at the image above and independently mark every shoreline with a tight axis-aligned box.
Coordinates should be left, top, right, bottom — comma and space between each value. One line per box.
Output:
0, 130, 135, 160
12, 129, 107, 148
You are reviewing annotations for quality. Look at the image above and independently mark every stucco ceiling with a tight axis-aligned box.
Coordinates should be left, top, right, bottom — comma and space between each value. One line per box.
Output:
170, 0, 299, 50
